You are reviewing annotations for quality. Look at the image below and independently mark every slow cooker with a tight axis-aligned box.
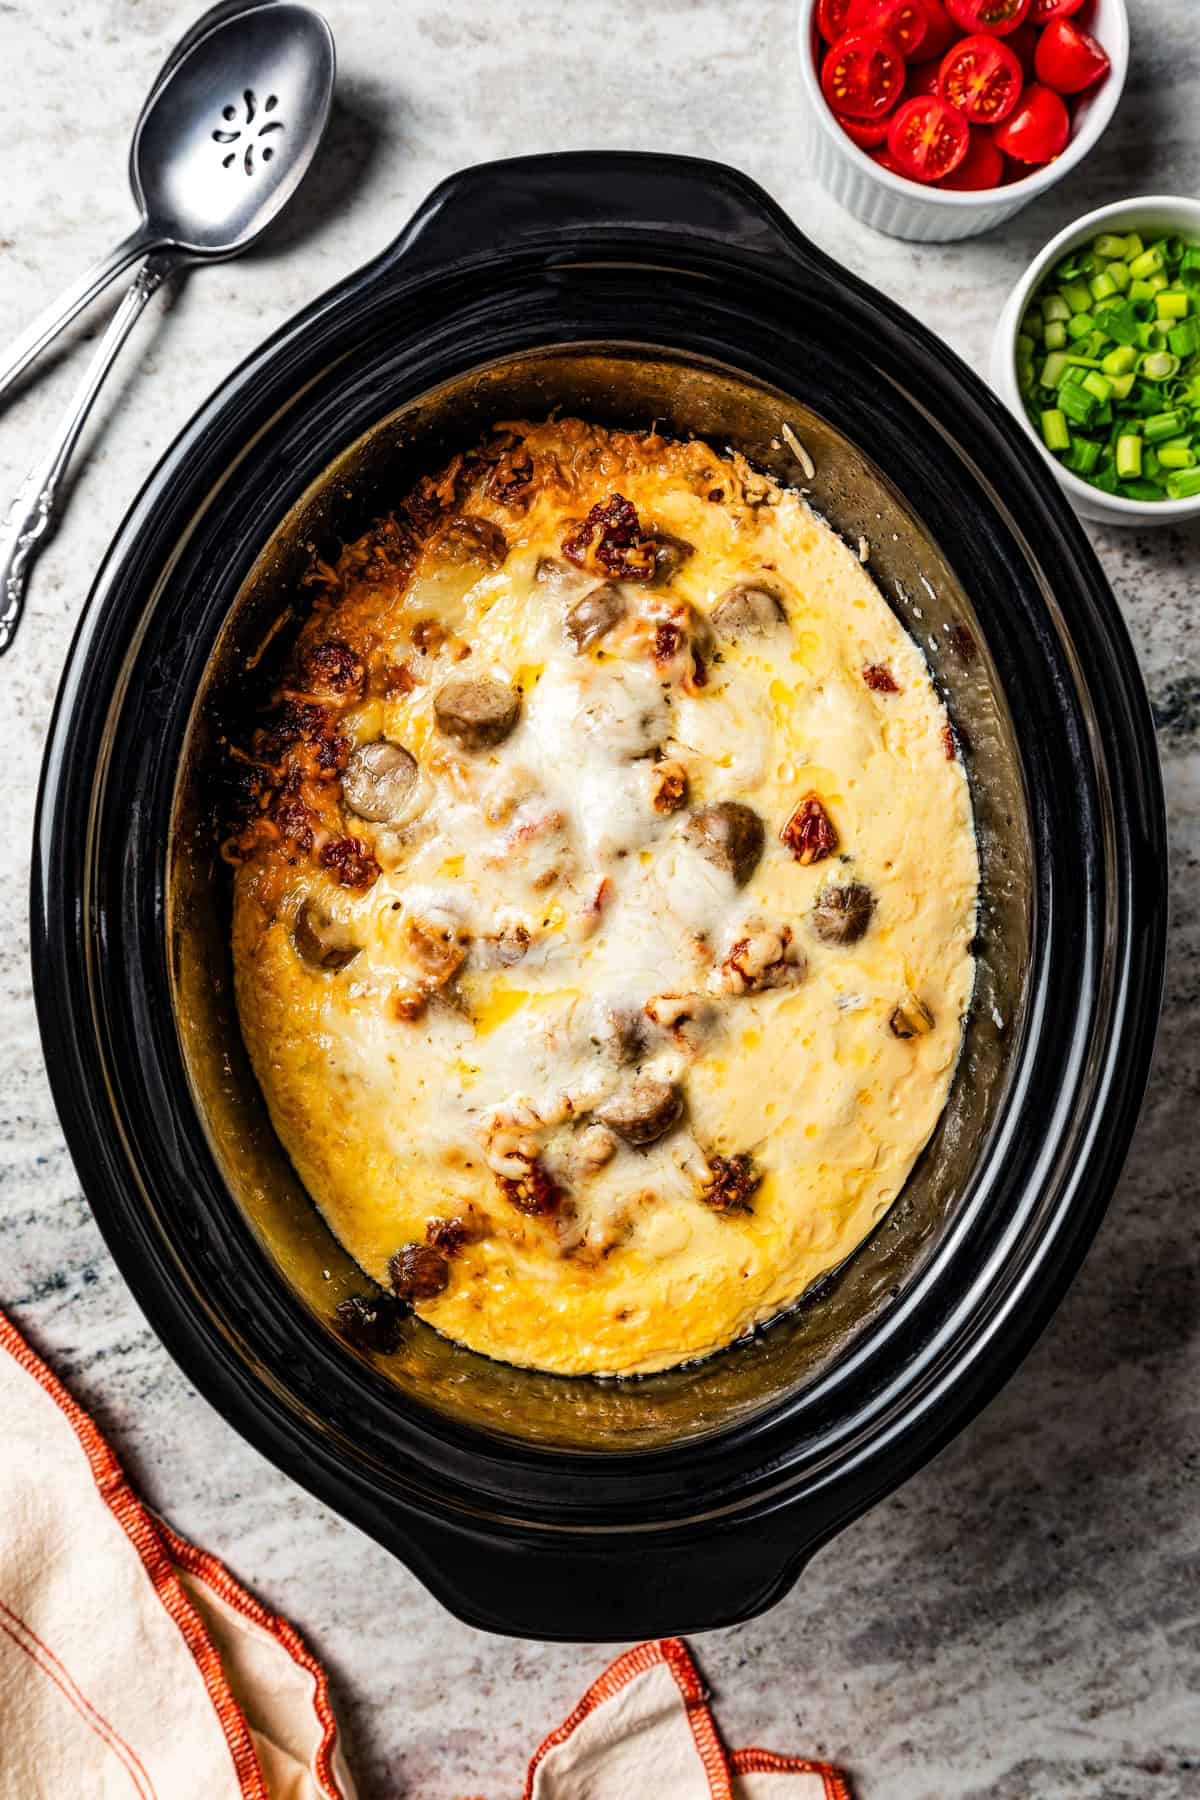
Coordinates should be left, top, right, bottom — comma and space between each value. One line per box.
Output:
31, 153, 1166, 1640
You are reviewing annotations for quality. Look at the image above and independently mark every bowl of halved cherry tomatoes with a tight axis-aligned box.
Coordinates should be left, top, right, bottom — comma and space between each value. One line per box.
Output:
797, 0, 1128, 241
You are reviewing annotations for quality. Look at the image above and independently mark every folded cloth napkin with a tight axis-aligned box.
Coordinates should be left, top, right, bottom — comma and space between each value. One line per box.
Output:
1, 1308, 850, 1799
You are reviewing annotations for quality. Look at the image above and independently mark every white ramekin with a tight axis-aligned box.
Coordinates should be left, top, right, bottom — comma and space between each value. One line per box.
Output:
796, 0, 1129, 243
990, 195, 1200, 528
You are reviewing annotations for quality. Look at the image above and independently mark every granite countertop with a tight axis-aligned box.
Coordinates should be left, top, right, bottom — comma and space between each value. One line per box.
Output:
1, 3, 1197, 1795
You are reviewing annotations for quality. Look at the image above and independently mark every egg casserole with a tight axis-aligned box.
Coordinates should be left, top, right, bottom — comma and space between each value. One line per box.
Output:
228, 418, 978, 1376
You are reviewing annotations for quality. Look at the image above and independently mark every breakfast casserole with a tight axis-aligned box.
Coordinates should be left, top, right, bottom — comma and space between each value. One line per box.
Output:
227, 418, 978, 1375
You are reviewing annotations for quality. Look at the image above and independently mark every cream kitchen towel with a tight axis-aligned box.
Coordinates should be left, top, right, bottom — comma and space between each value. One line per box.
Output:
0, 1309, 352, 1800
1, 1306, 851, 1799
509, 1637, 851, 1800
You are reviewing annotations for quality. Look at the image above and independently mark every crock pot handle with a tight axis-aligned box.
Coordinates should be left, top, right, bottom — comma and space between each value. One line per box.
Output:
378, 150, 836, 287
386, 1504, 826, 1641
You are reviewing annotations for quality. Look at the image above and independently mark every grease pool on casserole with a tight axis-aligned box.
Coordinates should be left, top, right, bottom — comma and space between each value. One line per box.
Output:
229, 418, 978, 1377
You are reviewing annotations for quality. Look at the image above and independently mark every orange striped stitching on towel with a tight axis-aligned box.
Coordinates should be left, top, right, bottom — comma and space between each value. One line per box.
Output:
159, 1519, 343, 1800
731, 1746, 853, 1799
0, 1310, 268, 1800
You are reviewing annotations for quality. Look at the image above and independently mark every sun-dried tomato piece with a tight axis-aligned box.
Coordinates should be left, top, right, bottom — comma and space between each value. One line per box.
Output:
941, 724, 957, 761
334, 1292, 408, 1354
781, 794, 839, 865
320, 835, 380, 889
561, 494, 656, 582
498, 1159, 563, 1217
654, 620, 683, 664
487, 447, 535, 509
700, 1153, 762, 1213
862, 662, 900, 694
650, 759, 689, 814
315, 733, 351, 774
274, 798, 315, 852
389, 1242, 450, 1301
259, 700, 331, 762
426, 1216, 470, 1255
299, 639, 366, 698
391, 987, 428, 1023
411, 618, 447, 657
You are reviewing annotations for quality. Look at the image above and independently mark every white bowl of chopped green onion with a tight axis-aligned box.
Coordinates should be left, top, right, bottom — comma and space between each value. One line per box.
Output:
992, 197, 1200, 527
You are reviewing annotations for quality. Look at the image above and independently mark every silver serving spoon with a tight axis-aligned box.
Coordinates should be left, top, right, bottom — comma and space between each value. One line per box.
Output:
0, 0, 334, 655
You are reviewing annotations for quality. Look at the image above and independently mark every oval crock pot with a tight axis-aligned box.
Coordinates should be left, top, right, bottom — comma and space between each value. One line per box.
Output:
31, 153, 1166, 1641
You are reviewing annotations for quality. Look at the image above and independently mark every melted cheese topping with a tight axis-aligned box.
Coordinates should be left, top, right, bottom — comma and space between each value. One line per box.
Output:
232, 421, 978, 1376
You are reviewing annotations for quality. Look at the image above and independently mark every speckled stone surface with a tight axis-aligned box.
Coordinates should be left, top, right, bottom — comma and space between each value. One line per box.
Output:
1, 3, 1197, 1795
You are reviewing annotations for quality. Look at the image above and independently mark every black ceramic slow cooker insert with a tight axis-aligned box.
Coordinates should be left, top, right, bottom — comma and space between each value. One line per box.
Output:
32, 154, 1166, 1640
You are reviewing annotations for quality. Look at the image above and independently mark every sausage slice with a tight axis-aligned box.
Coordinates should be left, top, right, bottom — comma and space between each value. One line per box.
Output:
342, 740, 418, 823
433, 677, 521, 751
597, 1079, 682, 1146
810, 881, 874, 946
293, 900, 360, 971
684, 802, 765, 886
711, 583, 786, 639
565, 582, 626, 654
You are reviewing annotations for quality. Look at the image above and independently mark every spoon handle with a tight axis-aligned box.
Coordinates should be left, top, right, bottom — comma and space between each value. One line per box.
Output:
0, 255, 171, 659
0, 223, 160, 408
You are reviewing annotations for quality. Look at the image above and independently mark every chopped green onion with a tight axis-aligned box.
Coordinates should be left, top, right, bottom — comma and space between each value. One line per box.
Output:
1121, 479, 1167, 500
1168, 317, 1200, 358
1166, 466, 1200, 499
1123, 233, 1145, 260
1108, 372, 1137, 402
1043, 295, 1071, 323
1157, 442, 1196, 470
1065, 437, 1103, 476
1157, 290, 1190, 321
1058, 382, 1099, 426
1142, 350, 1182, 382
1128, 279, 1157, 306
1040, 351, 1071, 388
1115, 434, 1143, 480
1143, 408, 1187, 443
1095, 234, 1128, 260
1101, 346, 1137, 376
1090, 271, 1119, 303
1081, 370, 1112, 404
1129, 247, 1165, 280
1041, 409, 1070, 453
1060, 280, 1093, 315
1044, 319, 1067, 351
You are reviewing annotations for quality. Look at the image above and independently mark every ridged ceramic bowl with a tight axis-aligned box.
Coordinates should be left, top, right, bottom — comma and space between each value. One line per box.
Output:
991, 194, 1200, 527
796, 0, 1130, 243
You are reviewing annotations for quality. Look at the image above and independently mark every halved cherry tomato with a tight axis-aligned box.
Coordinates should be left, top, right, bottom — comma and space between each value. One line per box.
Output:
870, 144, 906, 174
939, 33, 1024, 122
822, 31, 907, 118
1030, 0, 1085, 19
911, 0, 958, 61
887, 94, 970, 180
860, 0, 927, 56
992, 80, 1070, 159
906, 59, 943, 96
935, 126, 1005, 187
837, 111, 893, 148
1007, 21, 1040, 72
946, 0, 1031, 37
816, 0, 859, 44
1034, 17, 1110, 92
